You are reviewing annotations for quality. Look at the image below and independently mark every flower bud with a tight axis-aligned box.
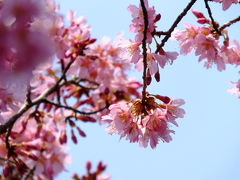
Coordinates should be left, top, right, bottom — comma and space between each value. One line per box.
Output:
71, 129, 78, 144
197, 18, 209, 24
59, 130, 67, 144
192, 9, 205, 18
154, 71, 160, 82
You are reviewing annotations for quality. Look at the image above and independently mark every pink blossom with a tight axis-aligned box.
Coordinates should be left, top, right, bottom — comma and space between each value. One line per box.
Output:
213, 0, 240, 10
164, 99, 186, 126
153, 50, 178, 68
128, 0, 157, 43
102, 101, 142, 143
141, 108, 174, 148
228, 79, 240, 98
173, 24, 226, 71
172, 24, 200, 55
102, 96, 185, 148
223, 40, 240, 66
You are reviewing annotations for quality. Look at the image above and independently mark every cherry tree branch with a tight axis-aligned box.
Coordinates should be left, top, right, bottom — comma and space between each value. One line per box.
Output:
140, 0, 149, 106
219, 16, 240, 32
155, 0, 197, 52
0, 59, 100, 135
204, 0, 221, 35
43, 99, 108, 115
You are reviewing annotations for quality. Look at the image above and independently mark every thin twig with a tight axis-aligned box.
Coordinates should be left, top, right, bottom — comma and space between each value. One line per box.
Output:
0, 156, 15, 164
24, 166, 36, 180
155, 0, 197, 53
204, 0, 221, 35
219, 16, 240, 32
0, 59, 76, 135
43, 99, 108, 115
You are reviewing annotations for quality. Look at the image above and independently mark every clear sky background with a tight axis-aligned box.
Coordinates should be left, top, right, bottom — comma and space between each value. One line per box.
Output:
55, 0, 240, 180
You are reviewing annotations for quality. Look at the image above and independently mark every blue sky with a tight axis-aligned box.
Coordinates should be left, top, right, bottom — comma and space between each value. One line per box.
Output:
56, 0, 240, 179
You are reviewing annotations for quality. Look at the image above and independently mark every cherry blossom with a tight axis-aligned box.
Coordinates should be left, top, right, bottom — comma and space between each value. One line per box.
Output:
102, 95, 185, 148
213, 0, 240, 10
0, 0, 239, 178
128, 0, 157, 43
228, 79, 240, 98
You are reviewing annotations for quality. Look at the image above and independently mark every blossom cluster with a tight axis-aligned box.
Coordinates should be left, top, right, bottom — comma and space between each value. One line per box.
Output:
0, 1, 143, 178
99, 0, 185, 149
102, 95, 185, 148
0, 109, 70, 179
124, 0, 179, 83
0, 0, 239, 179
173, 9, 240, 97
173, 9, 240, 70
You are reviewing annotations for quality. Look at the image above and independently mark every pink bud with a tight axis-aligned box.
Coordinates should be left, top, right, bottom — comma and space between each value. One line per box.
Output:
78, 115, 97, 123
224, 37, 229, 47
154, 71, 160, 82
28, 154, 39, 161
71, 129, 78, 144
154, 14, 161, 23
3, 164, 12, 177
146, 69, 152, 85
197, 18, 209, 24
77, 127, 86, 137
86, 161, 92, 172
68, 119, 76, 127
192, 9, 205, 18
59, 130, 67, 144
154, 95, 171, 104
88, 38, 97, 44
97, 161, 106, 172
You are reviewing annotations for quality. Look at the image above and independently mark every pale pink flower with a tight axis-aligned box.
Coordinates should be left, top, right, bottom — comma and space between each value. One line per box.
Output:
173, 24, 226, 71
141, 108, 174, 148
153, 50, 178, 68
118, 40, 141, 64
223, 40, 240, 66
213, 0, 240, 10
102, 101, 142, 143
195, 33, 225, 71
103, 96, 185, 148
164, 99, 186, 126
128, 0, 157, 43
228, 79, 240, 98
97, 174, 111, 180
172, 24, 200, 55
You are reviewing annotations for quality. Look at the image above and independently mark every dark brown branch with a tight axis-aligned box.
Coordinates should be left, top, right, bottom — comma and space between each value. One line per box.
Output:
0, 156, 15, 164
43, 99, 108, 115
24, 166, 36, 180
140, 0, 149, 105
0, 59, 76, 135
204, 0, 221, 35
67, 78, 99, 90
219, 16, 240, 32
155, 0, 197, 52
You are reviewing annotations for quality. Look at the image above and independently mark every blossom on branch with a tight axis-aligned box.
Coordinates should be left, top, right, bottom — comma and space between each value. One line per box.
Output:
213, 0, 240, 10
102, 95, 185, 149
